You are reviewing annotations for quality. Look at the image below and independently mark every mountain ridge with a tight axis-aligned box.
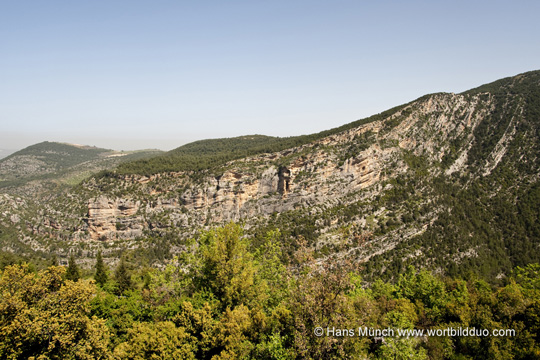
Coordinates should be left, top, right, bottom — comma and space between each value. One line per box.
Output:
1, 70, 539, 284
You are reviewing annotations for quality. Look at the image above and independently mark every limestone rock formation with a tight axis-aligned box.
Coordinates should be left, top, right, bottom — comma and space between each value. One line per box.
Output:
87, 196, 143, 240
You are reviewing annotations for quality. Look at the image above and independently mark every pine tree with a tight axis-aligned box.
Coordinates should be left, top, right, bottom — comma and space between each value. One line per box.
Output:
66, 254, 80, 282
50, 255, 59, 267
94, 251, 108, 286
115, 256, 133, 295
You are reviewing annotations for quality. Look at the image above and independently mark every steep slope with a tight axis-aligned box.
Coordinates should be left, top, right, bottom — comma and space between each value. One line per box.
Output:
1, 70, 539, 282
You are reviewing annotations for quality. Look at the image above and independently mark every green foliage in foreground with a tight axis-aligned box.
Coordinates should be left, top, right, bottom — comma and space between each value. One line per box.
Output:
1, 224, 540, 359
65, 253, 81, 282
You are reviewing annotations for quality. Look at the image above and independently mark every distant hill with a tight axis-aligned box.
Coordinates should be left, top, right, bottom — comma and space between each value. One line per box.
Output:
1, 142, 112, 176
0, 141, 162, 192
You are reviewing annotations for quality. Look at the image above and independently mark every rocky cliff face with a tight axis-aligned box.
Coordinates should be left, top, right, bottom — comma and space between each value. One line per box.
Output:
82, 92, 494, 244
83, 119, 385, 241
87, 196, 143, 240
3, 71, 539, 277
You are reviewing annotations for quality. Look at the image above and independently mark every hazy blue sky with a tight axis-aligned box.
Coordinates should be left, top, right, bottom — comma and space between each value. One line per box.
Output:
1, 1, 539, 151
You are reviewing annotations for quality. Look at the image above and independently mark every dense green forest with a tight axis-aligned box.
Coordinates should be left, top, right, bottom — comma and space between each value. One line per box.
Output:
1, 223, 539, 359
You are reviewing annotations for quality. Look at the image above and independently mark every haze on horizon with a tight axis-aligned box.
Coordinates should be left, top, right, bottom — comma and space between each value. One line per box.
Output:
1, 1, 539, 152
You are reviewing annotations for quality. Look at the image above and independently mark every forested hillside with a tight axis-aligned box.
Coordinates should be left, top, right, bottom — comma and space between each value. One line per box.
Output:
1, 224, 539, 359
1, 71, 540, 359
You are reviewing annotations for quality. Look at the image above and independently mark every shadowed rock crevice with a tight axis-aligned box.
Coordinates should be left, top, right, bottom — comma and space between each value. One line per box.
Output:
277, 166, 291, 194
